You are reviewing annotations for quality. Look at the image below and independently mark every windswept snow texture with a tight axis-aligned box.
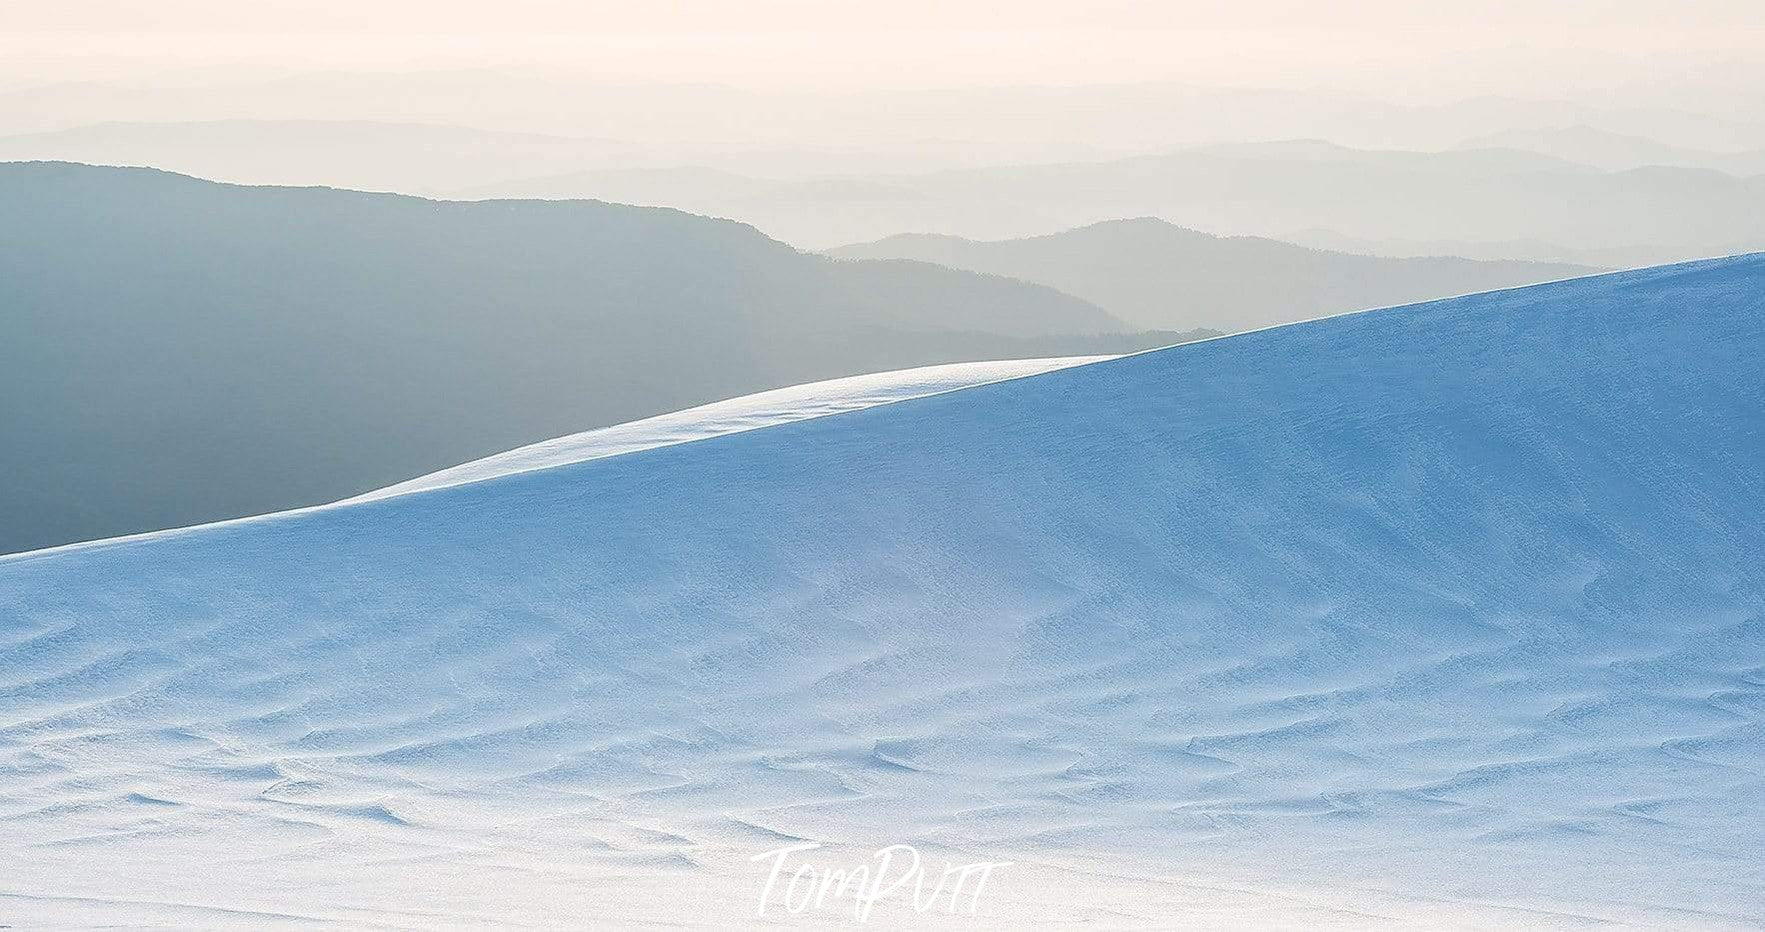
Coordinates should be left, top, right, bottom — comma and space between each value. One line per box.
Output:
3, 257, 1764, 928
356, 356, 1110, 502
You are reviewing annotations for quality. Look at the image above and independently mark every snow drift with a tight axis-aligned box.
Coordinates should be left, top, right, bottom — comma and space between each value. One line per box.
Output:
2, 256, 1762, 928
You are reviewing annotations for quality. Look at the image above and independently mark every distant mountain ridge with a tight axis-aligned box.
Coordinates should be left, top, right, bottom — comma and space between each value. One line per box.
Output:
0, 161, 1157, 553
462, 139, 1765, 261
830, 218, 1599, 332
0, 120, 644, 193
1457, 125, 1765, 175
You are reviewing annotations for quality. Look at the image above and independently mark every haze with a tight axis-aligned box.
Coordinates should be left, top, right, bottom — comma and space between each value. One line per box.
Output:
7, 1, 1764, 104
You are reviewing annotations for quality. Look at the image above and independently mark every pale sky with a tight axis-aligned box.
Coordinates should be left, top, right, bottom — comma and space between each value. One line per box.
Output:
4, 0, 1763, 103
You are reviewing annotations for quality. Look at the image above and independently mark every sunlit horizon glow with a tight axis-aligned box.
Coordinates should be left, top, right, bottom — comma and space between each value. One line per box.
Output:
3, 0, 1762, 106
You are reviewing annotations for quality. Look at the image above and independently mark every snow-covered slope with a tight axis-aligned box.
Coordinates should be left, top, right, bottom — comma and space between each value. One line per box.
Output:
2, 257, 1763, 928
353, 356, 1111, 502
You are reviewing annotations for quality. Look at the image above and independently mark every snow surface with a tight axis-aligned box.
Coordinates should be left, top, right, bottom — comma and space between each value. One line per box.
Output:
354, 356, 1112, 502
2, 256, 1763, 928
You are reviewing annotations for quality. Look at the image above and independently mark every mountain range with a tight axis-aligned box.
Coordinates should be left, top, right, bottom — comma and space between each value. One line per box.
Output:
830, 218, 1597, 332
1458, 125, 1765, 175
0, 120, 642, 193
6, 75, 1764, 153
463, 140, 1765, 263
0, 161, 1185, 554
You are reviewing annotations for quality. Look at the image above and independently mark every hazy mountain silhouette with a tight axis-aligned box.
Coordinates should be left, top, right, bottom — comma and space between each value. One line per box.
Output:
0, 161, 1179, 554
7, 73, 1763, 158
1457, 125, 1765, 175
454, 165, 775, 203
0, 120, 647, 193
1277, 228, 1693, 269
469, 141, 1765, 260
830, 218, 1598, 331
